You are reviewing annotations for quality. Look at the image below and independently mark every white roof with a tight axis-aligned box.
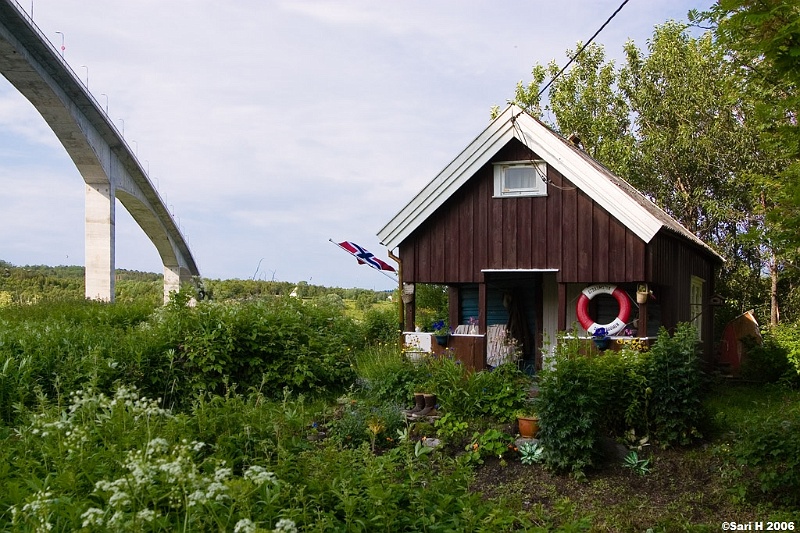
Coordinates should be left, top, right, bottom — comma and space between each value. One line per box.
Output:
378, 105, 721, 261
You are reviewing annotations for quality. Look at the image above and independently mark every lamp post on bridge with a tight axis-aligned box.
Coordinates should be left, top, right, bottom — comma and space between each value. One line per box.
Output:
55, 31, 64, 57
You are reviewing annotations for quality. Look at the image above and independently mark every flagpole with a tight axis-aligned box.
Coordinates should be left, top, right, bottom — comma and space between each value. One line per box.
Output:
329, 239, 398, 282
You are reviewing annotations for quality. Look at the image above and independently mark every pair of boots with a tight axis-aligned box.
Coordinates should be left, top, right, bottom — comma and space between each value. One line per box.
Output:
405, 393, 437, 418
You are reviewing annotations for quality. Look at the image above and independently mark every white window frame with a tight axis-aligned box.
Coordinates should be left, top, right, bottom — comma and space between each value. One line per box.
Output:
690, 276, 704, 340
493, 160, 547, 198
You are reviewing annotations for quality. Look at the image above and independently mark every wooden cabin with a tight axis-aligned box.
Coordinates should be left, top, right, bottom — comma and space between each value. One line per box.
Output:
378, 105, 723, 371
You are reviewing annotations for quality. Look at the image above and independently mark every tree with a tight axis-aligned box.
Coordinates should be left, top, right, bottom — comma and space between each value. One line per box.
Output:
530, 43, 634, 178
510, 22, 781, 322
694, 1, 800, 324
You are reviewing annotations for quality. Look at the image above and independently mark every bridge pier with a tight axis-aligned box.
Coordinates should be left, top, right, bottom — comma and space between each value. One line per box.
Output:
84, 181, 115, 301
164, 264, 194, 302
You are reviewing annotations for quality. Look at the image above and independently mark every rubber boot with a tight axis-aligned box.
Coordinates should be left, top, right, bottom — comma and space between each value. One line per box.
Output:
414, 394, 437, 418
403, 393, 425, 415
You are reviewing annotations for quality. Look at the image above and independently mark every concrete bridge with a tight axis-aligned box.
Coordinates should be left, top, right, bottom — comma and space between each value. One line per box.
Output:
0, 0, 199, 301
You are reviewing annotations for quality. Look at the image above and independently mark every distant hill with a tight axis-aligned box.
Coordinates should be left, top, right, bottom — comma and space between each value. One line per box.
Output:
0, 260, 163, 304
0, 260, 392, 305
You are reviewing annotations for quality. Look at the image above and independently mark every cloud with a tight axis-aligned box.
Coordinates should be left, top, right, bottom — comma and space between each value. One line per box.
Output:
0, 0, 703, 289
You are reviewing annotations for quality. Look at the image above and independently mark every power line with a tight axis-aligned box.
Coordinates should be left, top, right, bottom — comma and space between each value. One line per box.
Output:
538, 0, 632, 97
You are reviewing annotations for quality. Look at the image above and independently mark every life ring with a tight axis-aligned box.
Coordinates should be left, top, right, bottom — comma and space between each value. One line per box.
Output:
576, 284, 631, 335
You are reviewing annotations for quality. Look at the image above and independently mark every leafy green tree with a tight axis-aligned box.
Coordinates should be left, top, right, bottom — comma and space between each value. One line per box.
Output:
518, 44, 634, 177
621, 23, 757, 243
508, 22, 788, 323
694, 1, 800, 324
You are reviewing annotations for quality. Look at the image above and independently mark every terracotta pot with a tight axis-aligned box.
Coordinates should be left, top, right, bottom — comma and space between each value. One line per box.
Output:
517, 416, 539, 438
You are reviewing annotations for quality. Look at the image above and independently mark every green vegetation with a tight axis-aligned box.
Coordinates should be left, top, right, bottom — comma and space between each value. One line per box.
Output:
538, 325, 708, 477
1, 294, 797, 530
508, 4, 800, 326
0, 260, 393, 308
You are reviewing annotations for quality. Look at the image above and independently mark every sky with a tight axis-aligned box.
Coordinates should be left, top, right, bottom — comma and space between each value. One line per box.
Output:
0, 0, 710, 291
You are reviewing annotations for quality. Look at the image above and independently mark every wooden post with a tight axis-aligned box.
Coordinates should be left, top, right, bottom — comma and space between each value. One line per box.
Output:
638, 300, 648, 339
402, 283, 415, 332
448, 286, 459, 332
388, 249, 403, 339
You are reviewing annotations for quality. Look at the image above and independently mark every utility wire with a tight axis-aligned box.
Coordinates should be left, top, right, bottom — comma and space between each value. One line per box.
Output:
538, 0, 632, 97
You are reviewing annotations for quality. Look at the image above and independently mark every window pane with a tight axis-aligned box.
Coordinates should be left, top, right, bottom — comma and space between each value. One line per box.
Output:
504, 167, 535, 190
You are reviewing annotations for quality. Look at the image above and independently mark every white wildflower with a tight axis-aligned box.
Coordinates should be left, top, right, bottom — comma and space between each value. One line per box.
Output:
214, 467, 232, 482
108, 490, 131, 508
274, 518, 299, 533
136, 508, 157, 522
244, 465, 278, 486
80, 507, 105, 528
234, 518, 257, 533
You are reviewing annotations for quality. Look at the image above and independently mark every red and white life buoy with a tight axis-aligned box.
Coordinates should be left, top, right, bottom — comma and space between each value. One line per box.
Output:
576, 284, 631, 335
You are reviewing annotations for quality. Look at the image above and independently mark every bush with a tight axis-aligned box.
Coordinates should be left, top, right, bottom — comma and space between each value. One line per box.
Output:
0, 295, 364, 419
645, 324, 705, 446
538, 324, 707, 475
419, 356, 531, 421
353, 345, 426, 406
588, 348, 650, 439
160, 296, 360, 402
742, 325, 800, 384
362, 306, 401, 345
538, 352, 604, 475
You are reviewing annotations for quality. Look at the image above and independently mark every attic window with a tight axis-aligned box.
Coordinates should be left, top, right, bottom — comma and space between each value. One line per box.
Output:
493, 161, 547, 198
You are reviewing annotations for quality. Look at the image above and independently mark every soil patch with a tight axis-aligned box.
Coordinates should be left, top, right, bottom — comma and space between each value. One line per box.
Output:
469, 445, 762, 531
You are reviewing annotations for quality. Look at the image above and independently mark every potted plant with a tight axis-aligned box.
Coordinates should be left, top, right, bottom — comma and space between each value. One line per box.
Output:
432, 319, 449, 346
591, 327, 610, 351
516, 409, 539, 439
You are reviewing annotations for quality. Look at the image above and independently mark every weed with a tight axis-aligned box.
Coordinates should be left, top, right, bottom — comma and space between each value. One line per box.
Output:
622, 450, 651, 476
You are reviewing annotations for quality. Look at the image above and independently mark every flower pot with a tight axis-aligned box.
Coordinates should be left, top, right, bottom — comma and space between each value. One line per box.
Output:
517, 416, 539, 438
434, 334, 448, 346
593, 337, 610, 351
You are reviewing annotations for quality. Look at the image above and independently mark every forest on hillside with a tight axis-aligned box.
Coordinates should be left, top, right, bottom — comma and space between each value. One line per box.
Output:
0, 259, 393, 307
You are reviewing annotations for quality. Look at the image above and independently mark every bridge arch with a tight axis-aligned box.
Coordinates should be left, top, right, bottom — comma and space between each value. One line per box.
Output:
0, 1, 199, 301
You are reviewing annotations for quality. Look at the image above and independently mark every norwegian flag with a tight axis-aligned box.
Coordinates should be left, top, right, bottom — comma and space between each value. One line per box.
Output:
334, 240, 396, 273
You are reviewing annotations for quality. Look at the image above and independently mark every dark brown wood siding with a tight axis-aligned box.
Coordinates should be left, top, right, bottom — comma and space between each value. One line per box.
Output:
401, 139, 647, 284
646, 232, 717, 359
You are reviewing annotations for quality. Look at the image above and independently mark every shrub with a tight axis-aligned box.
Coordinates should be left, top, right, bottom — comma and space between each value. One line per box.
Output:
537, 324, 707, 475
0, 300, 161, 424
645, 324, 705, 446
162, 296, 360, 401
362, 306, 401, 345
353, 345, 426, 406
537, 352, 604, 475
591, 348, 650, 437
419, 356, 531, 421
742, 325, 800, 383
730, 404, 800, 505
